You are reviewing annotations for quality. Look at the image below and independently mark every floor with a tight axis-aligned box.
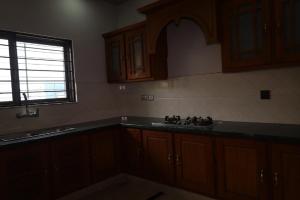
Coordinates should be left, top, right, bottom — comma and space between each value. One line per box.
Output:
61, 175, 215, 200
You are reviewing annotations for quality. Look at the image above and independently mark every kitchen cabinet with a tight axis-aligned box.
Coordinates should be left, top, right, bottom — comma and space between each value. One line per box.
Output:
125, 26, 150, 80
222, 0, 300, 72
271, 143, 300, 200
51, 134, 90, 199
103, 22, 167, 83
175, 134, 215, 196
90, 128, 120, 183
105, 34, 126, 82
122, 128, 143, 176
274, 0, 300, 63
221, 0, 271, 72
0, 143, 50, 200
216, 138, 268, 200
143, 130, 174, 184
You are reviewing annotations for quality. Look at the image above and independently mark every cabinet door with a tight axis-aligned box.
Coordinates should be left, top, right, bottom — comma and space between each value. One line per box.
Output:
51, 135, 90, 199
222, 0, 270, 71
125, 26, 150, 80
105, 34, 126, 82
274, 0, 300, 63
122, 128, 143, 176
0, 143, 50, 200
143, 130, 174, 184
175, 134, 215, 196
91, 128, 120, 183
272, 143, 300, 200
216, 138, 267, 200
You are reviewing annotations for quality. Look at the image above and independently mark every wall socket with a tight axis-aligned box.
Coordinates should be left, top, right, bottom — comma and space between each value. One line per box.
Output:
141, 95, 155, 101
119, 85, 126, 90
260, 90, 271, 100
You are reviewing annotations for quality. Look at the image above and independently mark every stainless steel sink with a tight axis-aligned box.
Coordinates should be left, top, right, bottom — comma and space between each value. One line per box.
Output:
0, 127, 76, 142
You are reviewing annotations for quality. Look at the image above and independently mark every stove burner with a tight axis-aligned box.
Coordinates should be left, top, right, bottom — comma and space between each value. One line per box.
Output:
165, 115, 181, 125
164, 116, 213, 126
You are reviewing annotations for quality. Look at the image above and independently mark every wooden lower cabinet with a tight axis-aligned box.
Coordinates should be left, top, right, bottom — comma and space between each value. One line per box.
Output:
175, 134, 215, 196
51, 134, 90, 199
90, 128, 120, 183
122, 128, 143, 176
0, 143, 50, 200
272, 143, 300, 200
143, 130, 174, 184
216, 138, 268, 200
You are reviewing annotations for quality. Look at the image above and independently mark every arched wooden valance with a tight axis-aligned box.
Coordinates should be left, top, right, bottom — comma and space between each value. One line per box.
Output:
139, 0, 219, 54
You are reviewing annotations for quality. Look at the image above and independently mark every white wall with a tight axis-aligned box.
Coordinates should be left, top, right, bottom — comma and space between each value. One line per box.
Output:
116, 0, 300, 124
116, 0, 155, 27
0, 0, 121, 134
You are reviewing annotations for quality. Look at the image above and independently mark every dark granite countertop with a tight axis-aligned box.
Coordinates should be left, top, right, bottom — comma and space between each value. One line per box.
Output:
1, 116, 300, 148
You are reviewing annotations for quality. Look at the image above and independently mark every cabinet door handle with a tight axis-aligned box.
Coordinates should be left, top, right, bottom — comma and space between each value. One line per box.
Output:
277, 22, 281, 30
259, 169, 264, 183
167, 153, 173, 161
264, 24, 267, 33
176, 154, 182, 166
274, 172, 279, 186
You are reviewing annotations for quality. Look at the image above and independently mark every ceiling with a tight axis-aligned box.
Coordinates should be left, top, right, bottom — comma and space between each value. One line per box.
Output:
103, 0, 128, 5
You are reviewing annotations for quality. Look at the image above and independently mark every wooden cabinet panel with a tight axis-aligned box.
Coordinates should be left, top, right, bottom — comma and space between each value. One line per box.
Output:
122, 128, 143, 176
51, 135, 90, 199
103, 22, 167, 83
0, 143, 50, 200
216, 138, 267, 200
105, 34, 126, 82
125, 26, 150, 80
272, 143, 300, 200
222, 0, 271, 72
91, 128, 120, 183
143, 130, 174, 184
175, 134, 215, 196
274, 0, 300, 63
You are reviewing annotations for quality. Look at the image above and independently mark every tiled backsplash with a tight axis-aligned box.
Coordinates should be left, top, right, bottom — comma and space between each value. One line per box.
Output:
119, 67, 300, 124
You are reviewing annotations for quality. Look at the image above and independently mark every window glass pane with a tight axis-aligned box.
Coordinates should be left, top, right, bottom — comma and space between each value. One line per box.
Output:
17, 42, 64, 61
0, 39, 12, 103
0, 39, 8, 45
21, 91, 67, 101
0, 44, 10, 57
18, 59, 65, 71
17, 41, 67, 101
0, 57, 10, 69
0, 93, 12, 102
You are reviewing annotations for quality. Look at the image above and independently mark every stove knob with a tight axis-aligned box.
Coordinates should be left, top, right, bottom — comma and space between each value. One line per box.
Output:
165, 116, 169, 121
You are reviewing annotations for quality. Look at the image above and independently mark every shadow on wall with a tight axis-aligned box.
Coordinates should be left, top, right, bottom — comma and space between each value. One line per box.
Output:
166, 19, 222, 78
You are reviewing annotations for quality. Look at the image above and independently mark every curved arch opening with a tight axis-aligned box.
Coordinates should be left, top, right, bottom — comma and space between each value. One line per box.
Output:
156, 19, 222, 78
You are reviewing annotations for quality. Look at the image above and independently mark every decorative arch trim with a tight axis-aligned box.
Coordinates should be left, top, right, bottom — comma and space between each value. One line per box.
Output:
139, 0, 219, 54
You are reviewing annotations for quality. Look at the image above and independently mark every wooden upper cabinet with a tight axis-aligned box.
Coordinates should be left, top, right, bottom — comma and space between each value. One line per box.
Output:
143, 130, 174, 184
103, 22, 167, 83
274, 0, 300, 63
105, 34, 126, 82
122, 128, 143, 176
216, 138, 268, 200
271, 143, 300, 200
90, 128, 120, 183
125, 26, 150, 80
221, 0, 271, 72
175, 134, 215, 196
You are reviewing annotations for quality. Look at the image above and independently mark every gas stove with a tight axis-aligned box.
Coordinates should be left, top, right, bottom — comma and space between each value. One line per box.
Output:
164, 115, 213, 126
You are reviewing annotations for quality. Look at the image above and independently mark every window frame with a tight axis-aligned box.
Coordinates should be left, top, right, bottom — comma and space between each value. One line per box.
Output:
0, 30, 76, 108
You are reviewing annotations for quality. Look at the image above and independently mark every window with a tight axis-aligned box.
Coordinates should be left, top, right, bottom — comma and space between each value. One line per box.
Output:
0, 30, 76, 107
